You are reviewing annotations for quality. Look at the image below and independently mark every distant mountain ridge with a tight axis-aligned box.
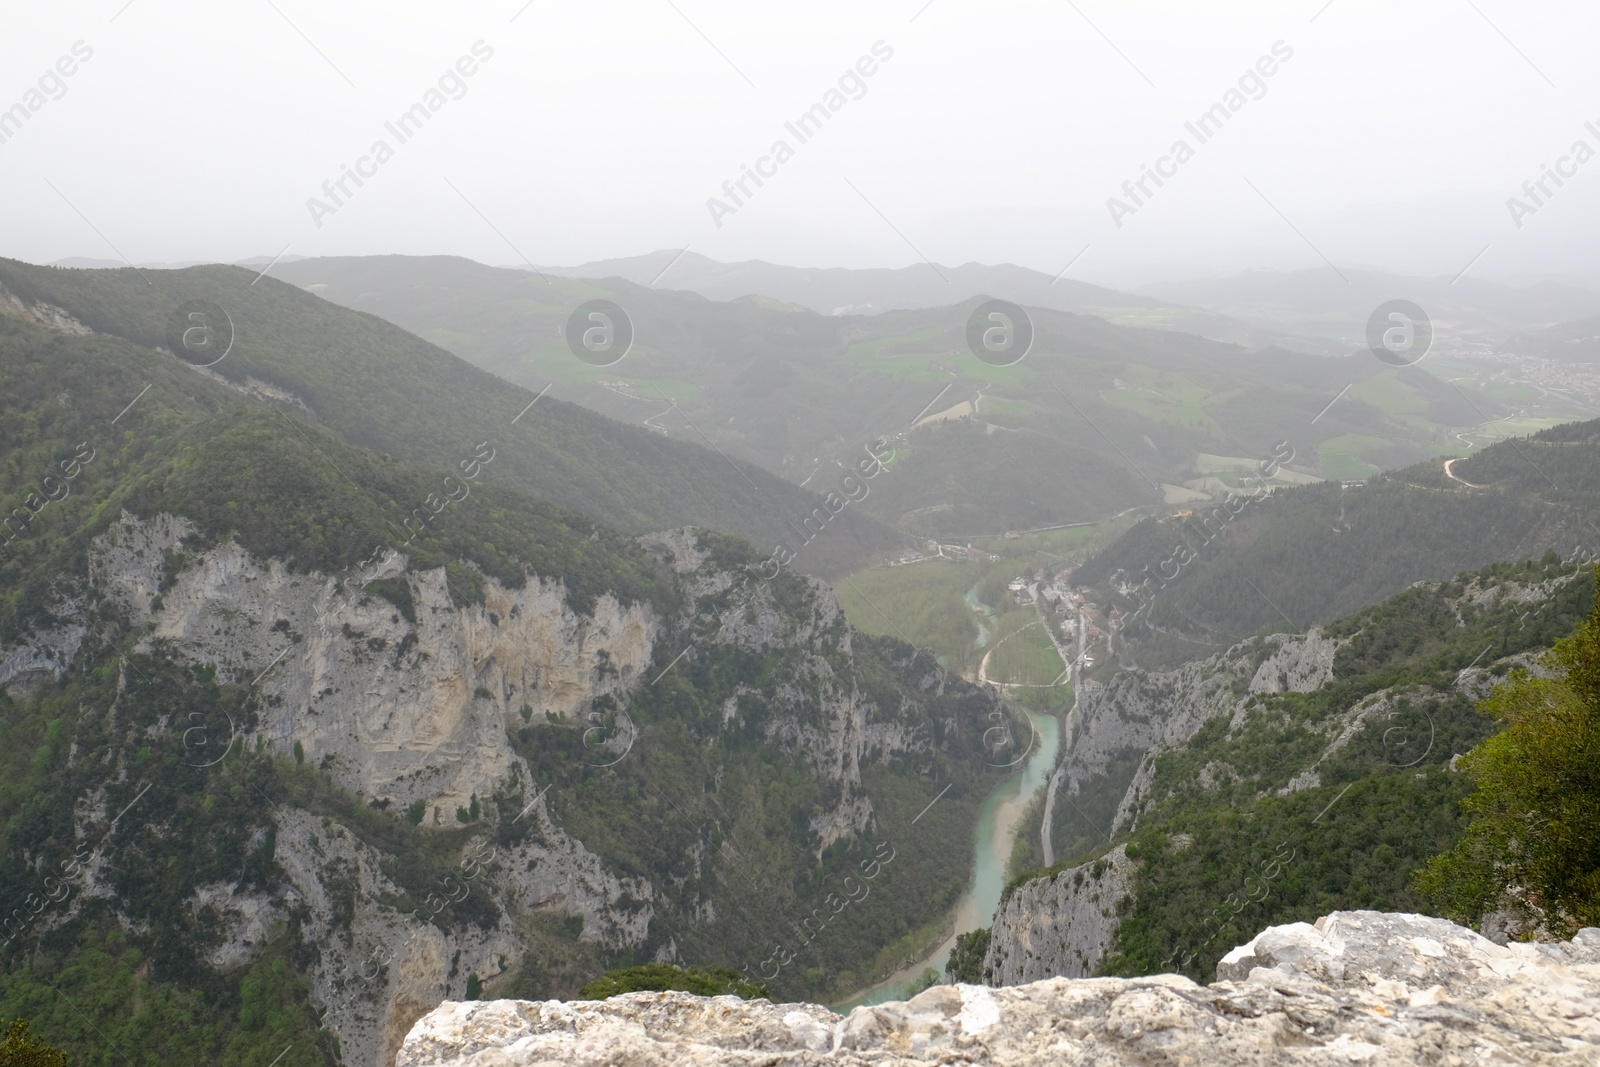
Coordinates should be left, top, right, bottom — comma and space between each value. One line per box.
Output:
546, 249, 1338, 354
270, 254, 1490, 542
0, 256, 900, 577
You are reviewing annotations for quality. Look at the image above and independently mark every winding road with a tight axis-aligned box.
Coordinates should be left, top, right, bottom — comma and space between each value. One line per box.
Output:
1443, 457, 1486, 489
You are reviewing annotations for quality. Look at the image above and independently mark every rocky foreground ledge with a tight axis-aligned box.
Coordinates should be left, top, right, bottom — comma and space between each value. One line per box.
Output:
397, 912, 1600, 1066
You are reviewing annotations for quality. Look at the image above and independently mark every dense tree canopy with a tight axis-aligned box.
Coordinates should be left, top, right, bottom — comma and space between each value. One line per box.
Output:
1417, 567, 1600, 932
0, 1019, 68, 1067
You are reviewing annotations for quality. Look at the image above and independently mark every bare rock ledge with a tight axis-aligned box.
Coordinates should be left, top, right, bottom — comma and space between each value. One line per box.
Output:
397, 911, 1600, 1066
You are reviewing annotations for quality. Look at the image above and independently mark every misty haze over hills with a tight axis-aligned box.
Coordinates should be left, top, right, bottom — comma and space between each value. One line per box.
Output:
57, 248, 1600, 354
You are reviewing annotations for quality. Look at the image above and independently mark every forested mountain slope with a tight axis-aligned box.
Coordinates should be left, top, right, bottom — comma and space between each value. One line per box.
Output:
1077, 418, 1600, 666
0, 295, 1012, 1067
0, 258, 896, 578
987, 555, 1595, 985
269, 255, 1488, 540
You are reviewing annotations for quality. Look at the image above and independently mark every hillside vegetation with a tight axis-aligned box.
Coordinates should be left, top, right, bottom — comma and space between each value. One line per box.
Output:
1417, 570, 1600, 933
0, 286, 1010, 1066
1004, 555, 1597, 984
270, 255, 1495, 541
1079, 419, 1600, 668
0, 258, 896, 578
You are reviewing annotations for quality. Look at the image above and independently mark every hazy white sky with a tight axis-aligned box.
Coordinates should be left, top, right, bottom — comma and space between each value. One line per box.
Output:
4, 0, 1597, 285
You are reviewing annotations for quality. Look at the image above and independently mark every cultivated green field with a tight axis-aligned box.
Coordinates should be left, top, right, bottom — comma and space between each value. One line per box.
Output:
835, 523, 1106, 678
985, 619, 1068, 686
836, 560, 986, 672
1097, 364, 1230, 435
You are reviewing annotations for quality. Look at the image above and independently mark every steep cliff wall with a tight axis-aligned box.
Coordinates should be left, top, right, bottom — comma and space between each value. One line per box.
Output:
94, 511, 658, 818
982, 844, 1134, 984
46, 513, 664, 1067
1031, 627, 1341, 868
5, 513, 998, 1067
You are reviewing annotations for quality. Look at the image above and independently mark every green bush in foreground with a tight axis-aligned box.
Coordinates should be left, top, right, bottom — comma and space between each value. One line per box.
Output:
0, 1019, 68, 1067
576, 964, 768, 1002
945, 928, 990, 984
1417, 567, 1600, 933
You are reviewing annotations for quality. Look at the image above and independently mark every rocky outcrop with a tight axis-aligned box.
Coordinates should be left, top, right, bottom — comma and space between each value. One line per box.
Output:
1101, 627, 1341, 835
92, 511, 657, 817
0, 613, 87, 692
981, 844, 1134, 984
1033, 629, 1341, 862
0, 279, 93, 334
14, 514, 993, 1067
396, 911, 1600, 1066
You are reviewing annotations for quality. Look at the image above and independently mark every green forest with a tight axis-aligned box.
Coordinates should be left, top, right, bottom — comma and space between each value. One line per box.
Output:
0, 258, 897, 578
989, 554, 1599, 984
0, 276, 1014, 1064
1077, 420, 1600, 667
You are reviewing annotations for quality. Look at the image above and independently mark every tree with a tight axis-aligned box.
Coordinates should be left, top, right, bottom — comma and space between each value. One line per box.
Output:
945, 928, 991, 984
1416, 567, 1600, 933
577, 964, 767, 1001
0, 1019, 69, 1067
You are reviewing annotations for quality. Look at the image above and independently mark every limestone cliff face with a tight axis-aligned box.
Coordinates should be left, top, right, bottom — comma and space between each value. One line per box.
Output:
93, 511, 658, 818
1047, 628, 1341, 846
60, 512, 665, 1067
0, 279, 92, 335
981, 844, 1134, 985
1104, 628, 1342, 834
9, 515, 984, 1067
395, 912, 1600, 1066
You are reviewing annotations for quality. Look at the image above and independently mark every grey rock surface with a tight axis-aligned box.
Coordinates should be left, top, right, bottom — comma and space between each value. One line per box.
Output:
982, 844, 1134, 984
397, 911, 1600, 1065
12, 513, 997, 1067
1101, 627, 1342, 836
